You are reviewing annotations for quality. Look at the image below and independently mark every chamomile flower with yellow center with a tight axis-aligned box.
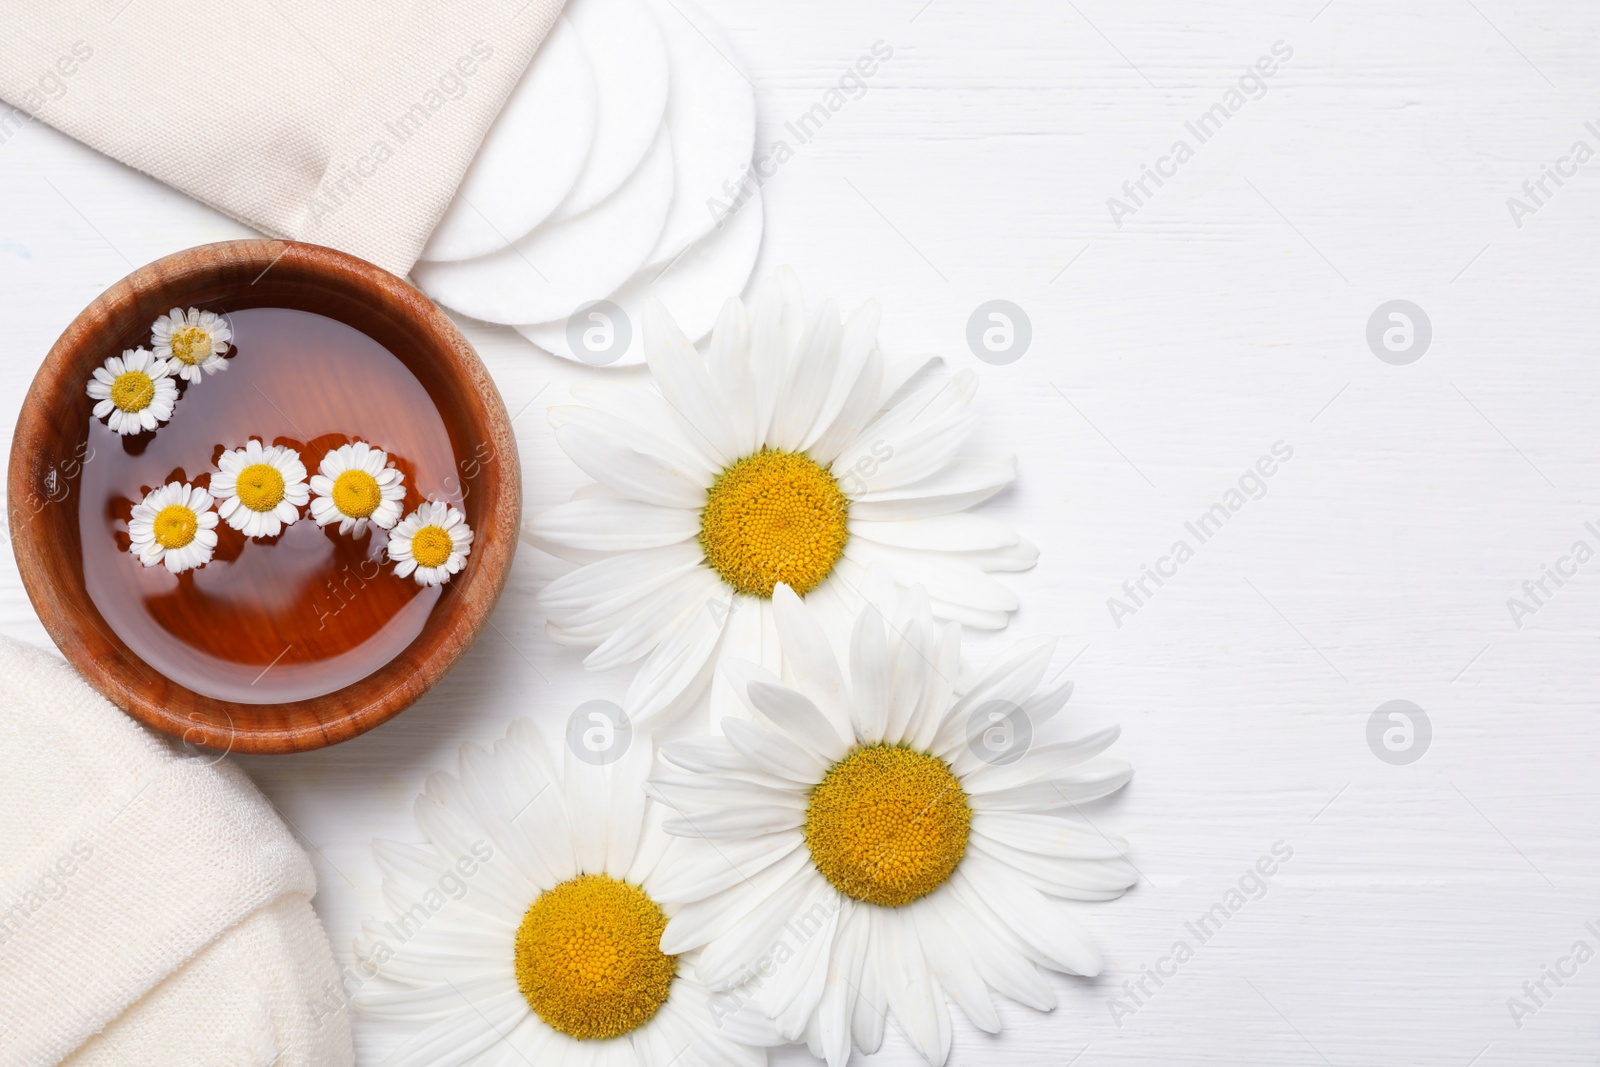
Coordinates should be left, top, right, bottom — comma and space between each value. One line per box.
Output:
647, 583, 1137, 1067
352, 719, 773, 1067
308, 441, 406, 535
85, 349, 177, 436
526, 268, 1037, 727
210, 439, 309, 538
127, 482, 218, 573
388, 500, 473, 586
151, 306, 231, 381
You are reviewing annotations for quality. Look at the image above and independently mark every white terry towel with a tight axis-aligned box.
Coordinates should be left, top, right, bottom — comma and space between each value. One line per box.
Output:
0, 0, 564, 276
0, 638, 354, 1067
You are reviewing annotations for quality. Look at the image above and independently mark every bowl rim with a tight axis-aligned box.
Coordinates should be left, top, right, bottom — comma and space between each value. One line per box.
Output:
7, 239, 520, 753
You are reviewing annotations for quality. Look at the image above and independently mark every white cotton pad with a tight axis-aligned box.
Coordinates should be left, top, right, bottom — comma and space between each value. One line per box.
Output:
516, 184, 763, 365
642, 0, 756, 268
548, 0, 671, 222
419, 19, 596, 263
413, 127, 675, 325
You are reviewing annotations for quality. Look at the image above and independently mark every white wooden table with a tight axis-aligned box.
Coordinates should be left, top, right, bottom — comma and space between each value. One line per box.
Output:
4, 2, 1599, 1063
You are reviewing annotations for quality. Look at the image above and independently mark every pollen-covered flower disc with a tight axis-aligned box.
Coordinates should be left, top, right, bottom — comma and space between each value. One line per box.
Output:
352, 719, 774, 1067
151, 306, 231, 382
210, 439, 310, 539
526, 268, 1038, 728
387, 500, 473, 586
647, 583, 1137, 1067
86, 348, 177, 436
127, 482, 218, 573
309, 441, 406, 536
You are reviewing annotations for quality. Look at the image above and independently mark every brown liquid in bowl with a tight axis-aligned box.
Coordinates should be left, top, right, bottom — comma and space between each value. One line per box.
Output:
78, 307, 464, 703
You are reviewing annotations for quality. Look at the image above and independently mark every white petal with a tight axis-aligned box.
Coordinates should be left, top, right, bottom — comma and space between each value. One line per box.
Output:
803, 300, 882, 462
720, 718, 828, 784
745, 681, 849, 761
584, 570, 720, 671
961, 727, 1122, 792
707, 594, 762, 729
851, 911, 888, 1053
622, 598, 724, 724
766, 883, 840, 1038
554, 421, 707, 509
662, 803, 802, 839
658, 847, 812, 956
770, 584, 849, 733
648, 773, 805, 820
542, 544, 703, 614
811, 903, 869, 1067
767, 300, 842, 452
912, 904, 1000, 1032
968, 834, 1137, 901
524, 497, 699, 560
877, 907, 950, 1064
965, 757, 1134, 810
694, 868, 829, 987
380, 991, 529, 1067
836, 373, 977, 493
562, 739, 611, 875
847, 457, 1017, 521
842, 542, 1018, 614
953, 859, 1103, 976
551, 404, 718, 483
934, 635, 1057, 756
847, 607, 891, 744
707, 296, 757, 456
646, 827, 804, 904
746, 268, 805, 443
642, 299, 741, 466
851, 513, 1021, 554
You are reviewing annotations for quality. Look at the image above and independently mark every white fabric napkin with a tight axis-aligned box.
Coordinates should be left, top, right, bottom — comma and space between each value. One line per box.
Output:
0, 0, 564, 276
0, 638, 353, 1067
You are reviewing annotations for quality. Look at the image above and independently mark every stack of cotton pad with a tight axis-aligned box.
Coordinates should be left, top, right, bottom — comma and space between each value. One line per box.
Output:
413, 0, 761, 366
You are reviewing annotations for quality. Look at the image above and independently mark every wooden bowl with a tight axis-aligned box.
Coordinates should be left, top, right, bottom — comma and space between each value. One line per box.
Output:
7, 240, 520, 753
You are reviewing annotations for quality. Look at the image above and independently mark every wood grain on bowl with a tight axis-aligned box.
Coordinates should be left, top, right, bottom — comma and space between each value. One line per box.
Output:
7, 240, 521, 754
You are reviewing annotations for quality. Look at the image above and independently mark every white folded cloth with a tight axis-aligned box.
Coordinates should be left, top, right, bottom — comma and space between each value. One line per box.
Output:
0, 0, 563, 275
0, 638, 354, 1067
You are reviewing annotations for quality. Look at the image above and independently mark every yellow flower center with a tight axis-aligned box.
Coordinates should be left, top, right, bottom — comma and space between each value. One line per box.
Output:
110, 371, 155, 413
513, 874, 676, 1040
699, 449, 849, 598
152, 504, 198, 550
331, 469, 381, 518
168, 325, 210, 365
410, 525, 453, 568
804, 744, 971, 908
235, 463, 285, 512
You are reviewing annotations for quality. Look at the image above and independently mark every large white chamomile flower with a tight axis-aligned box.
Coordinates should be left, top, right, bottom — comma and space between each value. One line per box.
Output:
309, 441, 406, 535
151, 306, 230, 381
86, 348, 177, 435
210, 439, 309, 538
526, 268, 1036, 728
353, 719, 774, 1067
647, 584, 1136, 1067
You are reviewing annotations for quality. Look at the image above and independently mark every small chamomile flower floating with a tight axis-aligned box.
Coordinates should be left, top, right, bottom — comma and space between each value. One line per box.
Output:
85, 349, 177, 436
151, 306, 231, 381
352, 719, 772, 1067
526, 268, 1036, 727
648, 584, 1136, 1067
308, 441, 405, 535
128, 482, 218, 573
388, 500, 472, 586
210, 439, 310, 538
